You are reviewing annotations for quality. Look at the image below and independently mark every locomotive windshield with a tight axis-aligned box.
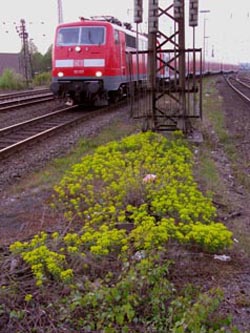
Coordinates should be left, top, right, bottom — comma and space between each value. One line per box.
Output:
57, 26, 105, 46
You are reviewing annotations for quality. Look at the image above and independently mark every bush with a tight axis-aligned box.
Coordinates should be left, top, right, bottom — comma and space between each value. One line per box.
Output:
0, 68, 25, 90
32, 71, 51, 87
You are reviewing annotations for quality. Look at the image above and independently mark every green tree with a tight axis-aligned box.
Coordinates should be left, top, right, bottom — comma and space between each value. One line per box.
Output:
28, 40, 52, 74
43, 45, 52, 71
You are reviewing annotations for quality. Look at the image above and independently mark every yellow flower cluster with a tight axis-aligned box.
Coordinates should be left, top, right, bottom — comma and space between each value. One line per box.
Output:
63, 225, 127, 255
10, 232, 73, 286
181, 222, 233, 252
51, 131, 232, 253
10, 131, 234, 286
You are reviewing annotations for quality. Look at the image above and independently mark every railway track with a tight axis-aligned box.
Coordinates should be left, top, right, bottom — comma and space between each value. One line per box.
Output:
225, 74, 250, 102
0, 87, 51, 100
0, 100, 126, 160
0, 88, 54, 112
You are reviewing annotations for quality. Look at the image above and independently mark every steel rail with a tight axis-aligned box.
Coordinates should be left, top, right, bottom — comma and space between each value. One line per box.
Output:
0, 88, 51, 101
224, 75, 250, 103
0, 93, 54, 112
0, 105, 79, 158
0, 99, 127, 159
235, 77, 250, 89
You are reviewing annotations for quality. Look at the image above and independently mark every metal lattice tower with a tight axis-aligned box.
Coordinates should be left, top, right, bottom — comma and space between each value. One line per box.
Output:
130, 0, 202, 134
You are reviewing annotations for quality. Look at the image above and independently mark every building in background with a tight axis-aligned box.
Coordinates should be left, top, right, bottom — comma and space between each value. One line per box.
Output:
0, 53, 21, 76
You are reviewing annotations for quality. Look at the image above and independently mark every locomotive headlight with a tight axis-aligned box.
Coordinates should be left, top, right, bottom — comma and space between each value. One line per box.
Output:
95, 71, 103, 77
58, 72, 64, 77
75, 46, 81, 52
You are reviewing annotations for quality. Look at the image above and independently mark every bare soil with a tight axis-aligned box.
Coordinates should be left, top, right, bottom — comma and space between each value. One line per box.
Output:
0, 76, 250, 331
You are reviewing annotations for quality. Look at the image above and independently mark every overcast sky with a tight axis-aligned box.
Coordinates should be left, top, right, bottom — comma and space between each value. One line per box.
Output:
0, 0, 250, 64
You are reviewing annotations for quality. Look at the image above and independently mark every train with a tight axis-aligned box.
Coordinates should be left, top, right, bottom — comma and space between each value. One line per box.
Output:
50, 16, 148, 106
50, 16, 239, 106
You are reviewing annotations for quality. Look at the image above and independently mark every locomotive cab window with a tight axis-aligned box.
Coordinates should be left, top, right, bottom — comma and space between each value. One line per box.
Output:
57, 28, 80, 45
80, 27, 105, 45
56, 26, 105, 46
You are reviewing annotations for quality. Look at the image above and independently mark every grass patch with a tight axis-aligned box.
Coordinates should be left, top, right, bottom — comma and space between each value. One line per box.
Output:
196, 77, 235, 198
197, 151, 225, 194
199, 75, 250, 257
203, 77, 228, 142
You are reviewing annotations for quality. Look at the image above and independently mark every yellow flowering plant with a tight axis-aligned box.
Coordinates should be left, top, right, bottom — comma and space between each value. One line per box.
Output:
10, 131, 233, 286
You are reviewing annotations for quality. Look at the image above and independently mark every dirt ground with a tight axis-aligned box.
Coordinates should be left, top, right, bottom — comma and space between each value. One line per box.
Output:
0, 76, 250, 331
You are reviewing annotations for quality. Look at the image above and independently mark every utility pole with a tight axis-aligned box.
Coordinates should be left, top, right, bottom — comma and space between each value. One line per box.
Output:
16, 19, 32, 87
148, 0, 158, 129
200, 10, 210, 73
174, 0, 187, 131
57, 0, 63, 24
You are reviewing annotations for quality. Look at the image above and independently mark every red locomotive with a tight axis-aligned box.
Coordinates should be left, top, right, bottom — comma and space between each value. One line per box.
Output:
50, 16, 148, 106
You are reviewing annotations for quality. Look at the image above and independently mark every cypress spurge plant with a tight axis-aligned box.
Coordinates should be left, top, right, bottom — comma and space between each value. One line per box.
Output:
11, 131, 233, 284
8, 131, 238, 332
52, 130, 233, 254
